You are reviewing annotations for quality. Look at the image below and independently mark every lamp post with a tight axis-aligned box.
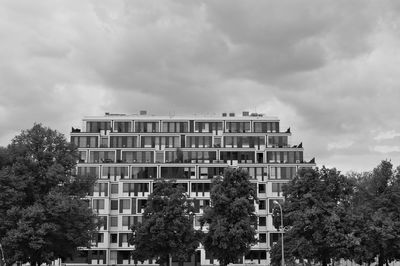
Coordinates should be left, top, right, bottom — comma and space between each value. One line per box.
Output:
273, 200, 284, 266
0, 243, 5, 266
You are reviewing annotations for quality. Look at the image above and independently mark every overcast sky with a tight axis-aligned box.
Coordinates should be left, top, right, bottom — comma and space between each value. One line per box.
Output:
1, 0, 400, 173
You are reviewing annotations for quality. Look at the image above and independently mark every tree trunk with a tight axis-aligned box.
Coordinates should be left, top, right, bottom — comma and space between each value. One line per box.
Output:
378, 253, 384, 266
322, 258, 328, 266
220, 259, 228, 266
385, 259, 389, 266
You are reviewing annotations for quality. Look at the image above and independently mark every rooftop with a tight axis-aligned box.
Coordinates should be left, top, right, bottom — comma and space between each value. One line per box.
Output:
83, 111, 280, 121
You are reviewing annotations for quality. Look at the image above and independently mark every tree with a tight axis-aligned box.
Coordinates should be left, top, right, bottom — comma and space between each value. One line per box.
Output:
351, 161, 400, 266
270, 167, 356, 266
129, 180, 201, 265
0, 124, 97, 266
200, 168, 258, 266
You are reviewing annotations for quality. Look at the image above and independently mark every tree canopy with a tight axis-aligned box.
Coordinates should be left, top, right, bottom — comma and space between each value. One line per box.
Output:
270, 167, 356, 266
271, 162, 400, 266
129, 180, 201, 265
0, 124, 97, 266
351, 161, 400, 266
200, 168, 257, 266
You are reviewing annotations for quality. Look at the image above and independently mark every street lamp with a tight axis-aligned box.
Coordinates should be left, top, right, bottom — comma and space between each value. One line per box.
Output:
273, 200, 284, 266
0, 243, 6, 266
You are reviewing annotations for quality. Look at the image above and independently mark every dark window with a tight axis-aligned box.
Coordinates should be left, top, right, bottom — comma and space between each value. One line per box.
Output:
110, 200, 118, 210
110, 234, 118, 243
258, 184, 266, 193
259, 216, 266, 226
259, 233, 267, 243
259, 200, 266, 210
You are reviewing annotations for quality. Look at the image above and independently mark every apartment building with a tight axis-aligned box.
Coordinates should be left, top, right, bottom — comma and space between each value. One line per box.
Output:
67, 111, 315, 266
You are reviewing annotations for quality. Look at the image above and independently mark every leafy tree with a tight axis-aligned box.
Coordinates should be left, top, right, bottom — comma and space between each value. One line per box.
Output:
200, 168, 257, 266
270, 167, 356, 266
129, 180, 201, 265
0, 124, 97, 266
351, 161, 400, 266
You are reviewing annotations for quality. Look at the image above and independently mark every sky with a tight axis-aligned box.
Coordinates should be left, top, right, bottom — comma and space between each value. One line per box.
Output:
1, 0, 400, 174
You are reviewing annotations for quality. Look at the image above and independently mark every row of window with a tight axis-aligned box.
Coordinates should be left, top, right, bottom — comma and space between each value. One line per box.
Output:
92, 231, 278, 248
91, 188, 285, 212
77, 150, 303, 164
69, 248, 271, 265
93, 182, 284, 198
85, 121, 281, 133
96, 212, 277, 232
66, 249, 157, 265
77, 166, 297, 180
72, 135, 289, 149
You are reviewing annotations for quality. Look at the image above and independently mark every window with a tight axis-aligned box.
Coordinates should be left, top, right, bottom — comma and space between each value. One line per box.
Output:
95, 233, 104, 243
103, 166, 128, 179
110, 234, 118, 244
191, 183, 211, 194
110, 200, 118, 211
161, 167, 195, 179
111, 184, 118, 194
110, 136, 137, 148
122, 216, 130, 227
119, 233, 129, 246
77, 166, 99, 178
226, 122, 250, 133
121, 199, 130, 210
122, 216, 142, 227
110, 216, 118, 227
259, 216, 266, 227
162, 122, 188, 133
258, 184, 266, 193
131, 167, 157, 179
71, 136, 99, 148
122, 151, 154, 163
87, 121, 111, 133
110, 251, 117, 261
78, 151, 87, 163
270, 233, 280, 246
272, 183, 285, 195
93, 199, 105, 210
114, 121, 131, 133
245, 250, 266, 261
259, 233, 267, 243
89, 151, 115, 163
135, 121, 159, 133
259, 200, 266, 210
123, 183, 150, 196
93, 183, 108, 196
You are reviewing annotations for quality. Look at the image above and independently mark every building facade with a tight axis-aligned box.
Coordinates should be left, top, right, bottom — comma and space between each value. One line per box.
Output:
68, 111, 315, 266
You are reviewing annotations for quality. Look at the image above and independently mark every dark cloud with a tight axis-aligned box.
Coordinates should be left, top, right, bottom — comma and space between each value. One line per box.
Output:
0, 0, 399, 172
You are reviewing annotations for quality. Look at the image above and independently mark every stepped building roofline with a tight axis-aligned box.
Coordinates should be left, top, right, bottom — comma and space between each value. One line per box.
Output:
83, 111, 279, 121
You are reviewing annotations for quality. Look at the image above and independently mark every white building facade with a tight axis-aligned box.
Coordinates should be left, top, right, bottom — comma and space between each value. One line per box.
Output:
67, 111, 315, 266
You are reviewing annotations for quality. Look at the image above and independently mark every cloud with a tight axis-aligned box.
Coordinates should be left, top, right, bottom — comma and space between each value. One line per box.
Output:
374, 130, 400, 141
0, 0, 400, 173
372, 145, 400, 154
327, 140, 355, 151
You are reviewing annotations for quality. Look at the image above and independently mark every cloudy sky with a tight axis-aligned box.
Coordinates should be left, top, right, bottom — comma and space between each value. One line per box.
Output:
1, 0, 400, 173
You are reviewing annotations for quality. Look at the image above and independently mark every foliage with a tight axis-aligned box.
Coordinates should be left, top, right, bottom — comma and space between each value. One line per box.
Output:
199, 168, 257, 266
351, 160, 400, 266
129, 180, 201, 264
0, 124, 97, 266
270, 167, 356, 266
